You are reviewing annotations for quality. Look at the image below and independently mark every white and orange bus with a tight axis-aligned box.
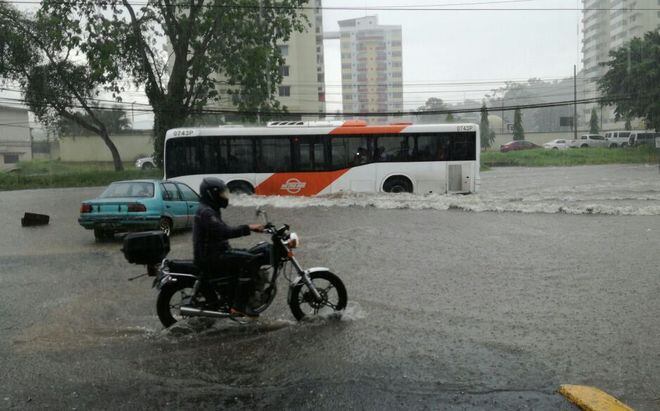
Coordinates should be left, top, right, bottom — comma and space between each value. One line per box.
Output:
164, 120, 480, 196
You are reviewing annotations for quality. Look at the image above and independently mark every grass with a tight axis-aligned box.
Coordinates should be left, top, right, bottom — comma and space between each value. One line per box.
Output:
481, 146, 658, 168
0, 160, 161, 191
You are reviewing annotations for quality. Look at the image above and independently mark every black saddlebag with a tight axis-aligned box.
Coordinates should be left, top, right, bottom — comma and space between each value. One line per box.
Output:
122, 231, 170, 265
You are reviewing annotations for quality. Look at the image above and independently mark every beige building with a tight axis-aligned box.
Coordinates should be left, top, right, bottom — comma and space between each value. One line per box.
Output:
215, 0, 326, 120
328, 16, 403, 123
581, 0, 660, 128
59, 131, 152, 163
0, 104, 31, 170
276, 0, 326, 117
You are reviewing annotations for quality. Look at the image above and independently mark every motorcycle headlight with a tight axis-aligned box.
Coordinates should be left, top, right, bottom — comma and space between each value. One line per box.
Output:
287, 233, 300, 248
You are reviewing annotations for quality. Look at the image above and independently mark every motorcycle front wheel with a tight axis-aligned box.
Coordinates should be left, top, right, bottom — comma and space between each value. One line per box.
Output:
289, 271, 347, 321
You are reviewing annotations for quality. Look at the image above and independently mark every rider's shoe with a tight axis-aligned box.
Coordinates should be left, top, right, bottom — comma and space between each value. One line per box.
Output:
229, 307, 259, 320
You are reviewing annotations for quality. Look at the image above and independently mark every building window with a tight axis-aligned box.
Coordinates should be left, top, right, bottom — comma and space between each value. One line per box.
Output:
279, 65, 290, 77
3, 154, 19, 164
278, 86, 291, 97
317, 73, 324, 83
278, 45, 289, 56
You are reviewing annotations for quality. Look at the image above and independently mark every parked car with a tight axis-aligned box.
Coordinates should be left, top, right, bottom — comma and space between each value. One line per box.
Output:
500, 140, 540, 152
78, 179, 199, 241
604, 131, 633, 148
569, 134, 608, 148
543, 139, 570, 150
629, 131, 660, 147
135, 156, 156, 170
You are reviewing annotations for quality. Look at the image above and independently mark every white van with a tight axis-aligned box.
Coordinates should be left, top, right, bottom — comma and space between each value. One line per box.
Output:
604, 131, 632, 147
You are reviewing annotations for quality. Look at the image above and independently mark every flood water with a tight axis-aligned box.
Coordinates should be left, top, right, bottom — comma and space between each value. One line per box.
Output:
1, 164, 659, 410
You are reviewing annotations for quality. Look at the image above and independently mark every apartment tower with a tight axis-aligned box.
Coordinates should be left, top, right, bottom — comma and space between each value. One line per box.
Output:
581, 0, 660, 127
336, 16, 403, 122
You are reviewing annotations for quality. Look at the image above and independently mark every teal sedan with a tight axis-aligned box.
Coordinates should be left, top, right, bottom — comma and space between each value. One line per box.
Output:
78, 179, 199, 241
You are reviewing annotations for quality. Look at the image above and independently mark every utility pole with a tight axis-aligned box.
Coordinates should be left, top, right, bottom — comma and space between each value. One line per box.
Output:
573, 64, 578, 140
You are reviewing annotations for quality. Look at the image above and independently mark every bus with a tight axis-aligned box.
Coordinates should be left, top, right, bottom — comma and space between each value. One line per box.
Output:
164, 120, 480, 196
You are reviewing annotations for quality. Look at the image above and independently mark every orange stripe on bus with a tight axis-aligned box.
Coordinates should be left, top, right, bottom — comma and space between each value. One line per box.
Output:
329, 125, 409, 135
255, 169, 350, 196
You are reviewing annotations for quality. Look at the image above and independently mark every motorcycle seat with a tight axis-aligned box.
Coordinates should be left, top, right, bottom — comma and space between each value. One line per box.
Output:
167, 259, 199, 275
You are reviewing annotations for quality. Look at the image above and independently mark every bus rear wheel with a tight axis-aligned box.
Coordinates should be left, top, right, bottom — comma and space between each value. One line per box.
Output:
228, 181, 254, 195
383, 176, 413, 194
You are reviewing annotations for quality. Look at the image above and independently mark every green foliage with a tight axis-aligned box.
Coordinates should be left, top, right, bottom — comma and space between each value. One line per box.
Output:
0, 3, 125, 170
481, 146, 656, 167
58, 107, 132, 136
625, 116, 632, 131
513, 108, 525, 140
39, 0, 310, 165
599, 31, 660, 131
0, 161, 159, 191
479, 102, 495, 148
445, 112, 455, 123
589, 107, 600, 134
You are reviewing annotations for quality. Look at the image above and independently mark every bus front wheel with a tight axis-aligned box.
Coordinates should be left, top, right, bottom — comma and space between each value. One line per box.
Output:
383, 176, 413, 194
228, 181, 254, 195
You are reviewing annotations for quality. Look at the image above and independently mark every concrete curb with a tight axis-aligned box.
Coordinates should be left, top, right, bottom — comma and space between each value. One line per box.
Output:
558, 385, 634, 411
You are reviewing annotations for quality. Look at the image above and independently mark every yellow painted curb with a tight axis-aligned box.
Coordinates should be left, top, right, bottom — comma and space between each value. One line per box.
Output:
558, 385, 634, 411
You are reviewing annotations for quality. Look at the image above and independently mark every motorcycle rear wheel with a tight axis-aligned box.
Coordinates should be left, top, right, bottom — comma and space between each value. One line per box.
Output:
289, 271, 347, 321
156, 282, 216, 328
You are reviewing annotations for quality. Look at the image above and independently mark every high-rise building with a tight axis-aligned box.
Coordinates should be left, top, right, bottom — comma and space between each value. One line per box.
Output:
332, 16, 403, 122
276, 0, 326, 117
581, 0, 660, 127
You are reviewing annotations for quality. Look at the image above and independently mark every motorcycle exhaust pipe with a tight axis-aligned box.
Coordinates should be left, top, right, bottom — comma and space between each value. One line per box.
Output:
180, 306, 232, 319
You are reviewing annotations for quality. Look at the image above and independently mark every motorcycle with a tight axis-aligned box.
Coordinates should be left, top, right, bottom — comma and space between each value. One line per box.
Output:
122, 208, 348, 328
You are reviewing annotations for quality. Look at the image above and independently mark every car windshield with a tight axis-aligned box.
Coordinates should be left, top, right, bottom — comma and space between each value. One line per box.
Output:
99, 182, 154, 198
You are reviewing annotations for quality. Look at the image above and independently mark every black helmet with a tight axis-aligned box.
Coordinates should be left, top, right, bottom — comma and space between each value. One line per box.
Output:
200, 177, 229, 209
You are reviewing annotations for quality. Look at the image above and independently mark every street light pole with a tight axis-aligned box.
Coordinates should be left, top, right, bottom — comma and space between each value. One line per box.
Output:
574, 64, 578, 140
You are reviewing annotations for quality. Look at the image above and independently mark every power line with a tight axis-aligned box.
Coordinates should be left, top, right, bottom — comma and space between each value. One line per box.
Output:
0, 93, 628, 117
3, 0, 658, 11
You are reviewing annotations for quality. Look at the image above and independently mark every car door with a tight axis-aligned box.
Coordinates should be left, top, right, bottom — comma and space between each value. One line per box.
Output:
161, 182, 188, 229
175, 182, 200, 228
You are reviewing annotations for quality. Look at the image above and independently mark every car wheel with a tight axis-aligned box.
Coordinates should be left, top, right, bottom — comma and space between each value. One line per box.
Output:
552, 147, 559, 150
609, 143, 617, 148
581, 144, 589, 148
94, 228, 113, 242
141, 162, 154, 170
159, 217, 173, 237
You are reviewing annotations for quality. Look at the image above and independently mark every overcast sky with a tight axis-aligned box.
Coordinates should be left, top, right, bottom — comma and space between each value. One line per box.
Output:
2, 0, 585, 128
322, 0, 583, 111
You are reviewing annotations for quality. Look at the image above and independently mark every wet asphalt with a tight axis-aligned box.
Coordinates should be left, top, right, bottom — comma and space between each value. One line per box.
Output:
1, 166, 659, 410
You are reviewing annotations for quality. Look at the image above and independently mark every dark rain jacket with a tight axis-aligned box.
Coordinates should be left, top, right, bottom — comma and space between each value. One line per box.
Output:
193, 201, 251, 270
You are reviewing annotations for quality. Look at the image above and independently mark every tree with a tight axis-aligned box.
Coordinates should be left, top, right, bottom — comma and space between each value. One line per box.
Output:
599, 31, 660, 131
40, 0, 309, 166
445, 112, 455, 123
0, 3, 125, 170
513, 108, 525, 140
625, 116, 632, 131
479, 102, 495, 148
59, 107, 132, 136
589, 107, 600, 134
417, 97, 447, 124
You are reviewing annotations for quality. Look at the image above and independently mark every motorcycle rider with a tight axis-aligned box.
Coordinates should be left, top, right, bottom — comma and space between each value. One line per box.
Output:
193, 177, 264, 316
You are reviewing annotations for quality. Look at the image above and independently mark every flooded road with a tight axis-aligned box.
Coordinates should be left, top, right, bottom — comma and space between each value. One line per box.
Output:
1, 165, 659, 409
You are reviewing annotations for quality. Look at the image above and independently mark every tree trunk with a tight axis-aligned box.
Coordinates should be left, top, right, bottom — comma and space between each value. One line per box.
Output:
99, 129, 124, 171
152, 100, 188, 168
